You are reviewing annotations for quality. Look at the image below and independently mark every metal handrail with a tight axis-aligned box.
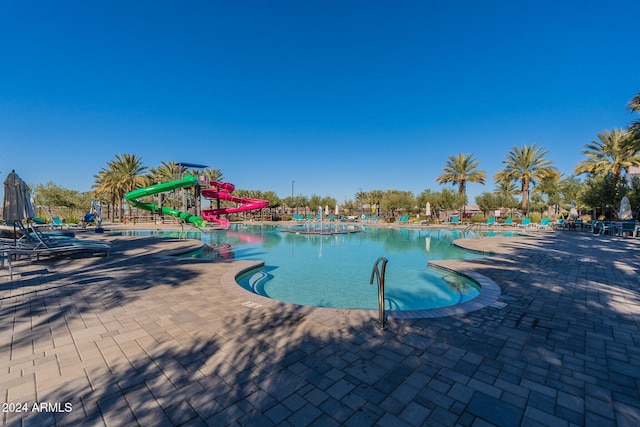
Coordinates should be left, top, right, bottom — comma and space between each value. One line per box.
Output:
369, 257, 389, 330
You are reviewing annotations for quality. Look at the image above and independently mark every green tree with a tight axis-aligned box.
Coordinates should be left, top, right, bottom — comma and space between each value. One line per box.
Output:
416, 189, 440, 217
558, 176, 584, 211
94, 153, 148, 220
149, 161, 187, 183
368, 189, 384, 215
319, 196, 337, 213
436, 153, 486, 216
438, 188, 459, 214
354, 190, 369, 216
308, 194, 322, 213
381, 190, 414, 218
574, 128, 640, 201
494, 144, 558, 216
33, 182, 87, 217
579, 174, 618, 219
493, 181, 519, 216
475, 192, 499, 216
628, 92, 640, 136
200, 168, 224, 185
534, 174, 561, 217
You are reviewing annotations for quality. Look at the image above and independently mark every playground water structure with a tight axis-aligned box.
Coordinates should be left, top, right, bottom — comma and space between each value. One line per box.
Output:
125, 176, 268, 230
201, 181, 269, 229
125, 174, 206, 228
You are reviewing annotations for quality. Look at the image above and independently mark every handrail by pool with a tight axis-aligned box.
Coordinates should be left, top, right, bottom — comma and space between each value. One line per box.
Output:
369, 257, 389, 330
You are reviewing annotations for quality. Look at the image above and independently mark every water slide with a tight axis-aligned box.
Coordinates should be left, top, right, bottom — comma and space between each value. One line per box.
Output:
201, 181, 269, 229
125, 174, 206, 228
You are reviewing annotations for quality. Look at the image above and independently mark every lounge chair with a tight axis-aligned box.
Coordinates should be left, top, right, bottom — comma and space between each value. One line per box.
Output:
536, 218, 551, 229
441, 216, 459, 225
480, 217, 496, 227
518, 218, 532, 228
396, 215, 409, 224
1, 245, 12, 280
554, 219, 565, 230
49, 216, 77, 229
11, 221, 110, 257
495, 217, 513, 226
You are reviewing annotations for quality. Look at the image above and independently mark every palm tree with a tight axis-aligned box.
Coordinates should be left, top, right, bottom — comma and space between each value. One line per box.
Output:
493, 180, 518, 217
368, 189, 384, 215
201, 168, 224, 186
94, 154, 148, 220
628, 92, 640, 135
494, 144, 558, 216
436, 153, 486, 216
149, 161, 188, 183
93, 169, 118, 220
574, 129, 640, 196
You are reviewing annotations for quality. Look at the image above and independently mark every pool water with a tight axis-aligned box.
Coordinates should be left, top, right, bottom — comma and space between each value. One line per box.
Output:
116, 225, 507, 311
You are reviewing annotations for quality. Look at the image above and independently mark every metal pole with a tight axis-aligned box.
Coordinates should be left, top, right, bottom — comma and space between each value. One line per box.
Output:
369, 257, 389, 330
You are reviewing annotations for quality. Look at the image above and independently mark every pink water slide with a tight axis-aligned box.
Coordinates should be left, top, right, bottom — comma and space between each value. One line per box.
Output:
201, 181, 269, 229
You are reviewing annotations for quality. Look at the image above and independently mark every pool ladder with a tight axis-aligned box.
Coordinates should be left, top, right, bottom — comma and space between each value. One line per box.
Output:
369, 257, 389, 330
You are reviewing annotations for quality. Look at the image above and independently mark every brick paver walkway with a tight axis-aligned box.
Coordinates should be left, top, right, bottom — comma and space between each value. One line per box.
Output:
1, 227, 639, 426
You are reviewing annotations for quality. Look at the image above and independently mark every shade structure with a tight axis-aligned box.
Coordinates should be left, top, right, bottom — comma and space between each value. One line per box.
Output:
3, 170, 36, 222
426, 202, 431, 217
619, 196, 632, 220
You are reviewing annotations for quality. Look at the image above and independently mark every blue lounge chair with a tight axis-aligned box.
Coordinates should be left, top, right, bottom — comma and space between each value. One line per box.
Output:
481, 217, 496, 227
442, 216, 459, 225
518, 218, 531, 228
396, 215, 409, 224
50, 216, 77, 229
537, 218, 551, 229
495, 217, 513, 226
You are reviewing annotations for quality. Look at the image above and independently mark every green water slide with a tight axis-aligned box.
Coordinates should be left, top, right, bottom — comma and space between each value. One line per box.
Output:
125, 174, 206, 228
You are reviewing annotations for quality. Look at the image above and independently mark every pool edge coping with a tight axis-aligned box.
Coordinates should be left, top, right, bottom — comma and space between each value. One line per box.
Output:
219, 260, 502, 320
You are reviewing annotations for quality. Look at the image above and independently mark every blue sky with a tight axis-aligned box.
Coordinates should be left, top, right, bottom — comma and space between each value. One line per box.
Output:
1, 1, 639, 207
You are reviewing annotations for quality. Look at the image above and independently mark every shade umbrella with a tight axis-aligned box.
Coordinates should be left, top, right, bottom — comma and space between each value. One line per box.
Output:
3, 170, 36, 243
619, 196, 632, 220
568, 201, 579, 219
426, 202, 431, 217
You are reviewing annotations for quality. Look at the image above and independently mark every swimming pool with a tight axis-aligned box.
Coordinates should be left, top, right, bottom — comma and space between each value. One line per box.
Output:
116, 225, 507, 311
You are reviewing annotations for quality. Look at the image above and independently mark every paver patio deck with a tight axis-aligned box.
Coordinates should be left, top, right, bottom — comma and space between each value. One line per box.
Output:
1, 225, 639, 426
